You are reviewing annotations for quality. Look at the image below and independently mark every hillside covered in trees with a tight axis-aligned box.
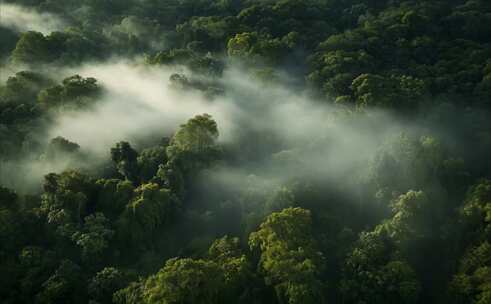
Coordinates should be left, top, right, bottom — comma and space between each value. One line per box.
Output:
0, 1, 491, 303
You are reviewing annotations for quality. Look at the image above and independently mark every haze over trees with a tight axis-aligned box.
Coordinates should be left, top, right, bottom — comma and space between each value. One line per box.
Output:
0, 1, 490, 303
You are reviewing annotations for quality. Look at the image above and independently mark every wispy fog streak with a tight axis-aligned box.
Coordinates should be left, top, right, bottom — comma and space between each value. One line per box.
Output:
0, 4, 66, 34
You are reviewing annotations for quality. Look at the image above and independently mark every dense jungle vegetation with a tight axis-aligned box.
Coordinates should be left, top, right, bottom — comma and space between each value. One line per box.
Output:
1, 0, 491, 303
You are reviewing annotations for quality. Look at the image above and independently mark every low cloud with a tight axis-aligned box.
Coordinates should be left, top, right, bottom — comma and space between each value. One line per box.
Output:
49, 60, 240, 155
49, 60, 411, 189
1, 59, 436, 194
0, 4, 67, 34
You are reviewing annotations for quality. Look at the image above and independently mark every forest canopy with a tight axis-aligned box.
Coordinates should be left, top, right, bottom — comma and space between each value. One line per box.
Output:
0, 1, 490, 303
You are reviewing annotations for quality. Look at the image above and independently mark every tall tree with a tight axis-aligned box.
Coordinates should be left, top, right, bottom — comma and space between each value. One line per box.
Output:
249, 207, 326, 304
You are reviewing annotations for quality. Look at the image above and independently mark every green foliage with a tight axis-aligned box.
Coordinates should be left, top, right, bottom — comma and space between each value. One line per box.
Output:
0, 186, 21, 253
208, 236, 251, 292
137, 145, 168, 183
45, 136, 80, 160
387, 190, 433, 244
249, 207, 326, 304
11, 31, 51, 64
129, 184, 175, 231
140, 236, 250, 304
38, 75, 101, 111
0, 71, 53, 161
11, 30, 105, 65
111, 142, 139, 183
118, 183, 179, 246
16, 246, 58, 302
0, 185, 18, 210
451, 179, 491, 303
146, 48, 194, 65
227, 31, 293, 65
71, 213, 114, 263
40, 170, 95, 237
177, 16, 236, 50
340, 228, 421, 303
95, 179, 134, 219
0, 71, 53, 105
143, 257, 222, 304
451, 241, 491, 304
88, 267, 132, 304
146, 49, 224, 76
167, 113, 219, 159
352, 73, 427, 109
104, 16, 167, 54
368, 133, 464, 200
1, 1, 491, 303
113, 280, 145, 304
36, 260, 85, 304
159, 114, 221, 195
306, 1, 491, 103
460, 179, 491, 240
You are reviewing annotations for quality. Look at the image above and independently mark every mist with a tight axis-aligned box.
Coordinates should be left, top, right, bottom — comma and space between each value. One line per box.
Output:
1, 54, 436, 195
0, 0, 459, 196
0, 58, 430, 195
0, 3, 67, 34
49, 60, 239, 155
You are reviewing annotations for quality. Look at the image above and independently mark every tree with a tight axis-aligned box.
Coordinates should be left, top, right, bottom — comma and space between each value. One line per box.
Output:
16, 246, 58, 303
177, 16, 234, 51
451, 241, 491, 304
11, 31, 51, 64
0, 185, 17, 210
308, 48, 375, 97
451, 180, 491, 303
0, 71, 52, 104
368, 133, 449, 198
11, 29, 105, 65
38, 75, 101, 111
95, 179, 134, 219
71, 213, 114, 263
387, 190, 446, 275
119, 236, 251, 304
227, 32, 291, 65
40, 170, 96, 238
45, 136, 80, 160
143, 258, 222, 304
113, 280, 145, 304
460, 179, 491, 242
155, 162, 185, 199
111, 142, 139, 183
160, 114, 221, 194
249, 207, 326, 304
36, 260, 86, 304
340, 228, 421, 304
387, 190, 433, 245
137, 145, 168, 183
88, 267, 132, 304
351, 73, 427, 109
0, 186, 21, 254
117, 183, 179, 246
105, 16, 166, 54
167, 114, 219, 158
208, 236, 251, 297
145, 48, 194, 65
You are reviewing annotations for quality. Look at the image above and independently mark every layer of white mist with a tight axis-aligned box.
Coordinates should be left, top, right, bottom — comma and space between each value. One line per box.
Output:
50, 61, 240, 156
0, 4, 66, 34
4, 59, 413, 193
53, 60, 409, 186
0, 154, 81, 193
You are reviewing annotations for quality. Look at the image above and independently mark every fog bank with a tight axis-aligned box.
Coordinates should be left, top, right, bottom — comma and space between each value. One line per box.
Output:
0, 4, 66, 34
